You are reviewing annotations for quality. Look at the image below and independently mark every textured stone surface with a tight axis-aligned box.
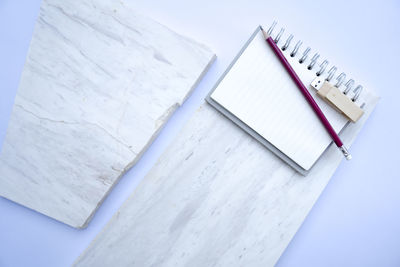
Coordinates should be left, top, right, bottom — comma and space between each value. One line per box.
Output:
0, 0, 215, 228
75, 87, 378, 266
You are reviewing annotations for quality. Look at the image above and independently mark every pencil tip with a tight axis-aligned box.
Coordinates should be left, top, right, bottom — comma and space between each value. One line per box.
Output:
260, 26, 268, 39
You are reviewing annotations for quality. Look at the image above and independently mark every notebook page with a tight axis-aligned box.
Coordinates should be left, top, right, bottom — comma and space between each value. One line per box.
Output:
210, 30, 348, 170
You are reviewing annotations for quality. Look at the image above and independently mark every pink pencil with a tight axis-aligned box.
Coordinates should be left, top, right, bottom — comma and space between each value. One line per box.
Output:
260, 25, 351, 160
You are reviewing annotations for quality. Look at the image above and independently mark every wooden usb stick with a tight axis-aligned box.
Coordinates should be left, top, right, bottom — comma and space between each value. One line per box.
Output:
311, 78, 364, 122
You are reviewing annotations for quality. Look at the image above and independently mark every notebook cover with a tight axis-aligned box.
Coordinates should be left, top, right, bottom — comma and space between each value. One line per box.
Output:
206, 27, 352, 175
206, 27, 309, 174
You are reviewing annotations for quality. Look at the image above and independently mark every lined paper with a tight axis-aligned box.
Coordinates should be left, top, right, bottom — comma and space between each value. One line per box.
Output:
211, 30, 347, 170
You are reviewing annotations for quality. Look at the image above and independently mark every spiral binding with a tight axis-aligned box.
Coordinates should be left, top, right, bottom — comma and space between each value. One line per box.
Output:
267, 22, 363, 102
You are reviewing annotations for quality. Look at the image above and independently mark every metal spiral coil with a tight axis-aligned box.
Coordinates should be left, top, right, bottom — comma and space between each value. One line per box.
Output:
308, 53, 320, 70
290, 40, 302, 57
335, 72, 346, 87
352, 85, 363, 101
343, 79, 355, 94
267, 21, 277, 35
316, 60, 329, 76
282, 34, 293, 51
274, 28, 284, 43
267, 22, 364, 103
299, 47, 310, 63
326, 66, 337, 82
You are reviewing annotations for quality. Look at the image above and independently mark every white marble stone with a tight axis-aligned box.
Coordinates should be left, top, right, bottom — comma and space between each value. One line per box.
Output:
75, 90, 379, 266
0, 0, 215, 228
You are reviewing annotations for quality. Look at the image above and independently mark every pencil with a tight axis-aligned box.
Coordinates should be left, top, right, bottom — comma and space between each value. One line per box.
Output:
260, 25, 352, 160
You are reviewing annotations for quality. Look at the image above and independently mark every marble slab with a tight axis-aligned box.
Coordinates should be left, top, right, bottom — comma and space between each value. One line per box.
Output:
0, 0, 215, 228
75, 88, 378, 266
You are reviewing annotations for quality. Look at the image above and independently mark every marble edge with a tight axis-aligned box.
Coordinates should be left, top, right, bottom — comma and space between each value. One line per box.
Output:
76, 54, 216, 229
0, 7, 40, 154
122, 1, 215, 58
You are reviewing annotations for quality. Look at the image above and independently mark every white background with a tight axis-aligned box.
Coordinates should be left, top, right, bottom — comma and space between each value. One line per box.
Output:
1, 0, 400, 266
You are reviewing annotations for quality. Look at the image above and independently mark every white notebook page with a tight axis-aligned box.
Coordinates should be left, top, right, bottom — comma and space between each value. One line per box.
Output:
210, 30, 348, 170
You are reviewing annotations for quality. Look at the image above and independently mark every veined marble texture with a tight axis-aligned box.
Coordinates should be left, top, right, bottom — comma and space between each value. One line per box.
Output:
0, 0, 215, 228
75, 89, 379, 266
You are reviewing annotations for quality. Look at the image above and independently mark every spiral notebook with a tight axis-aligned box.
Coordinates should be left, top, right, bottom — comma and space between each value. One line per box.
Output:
206, 26, 366, 175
